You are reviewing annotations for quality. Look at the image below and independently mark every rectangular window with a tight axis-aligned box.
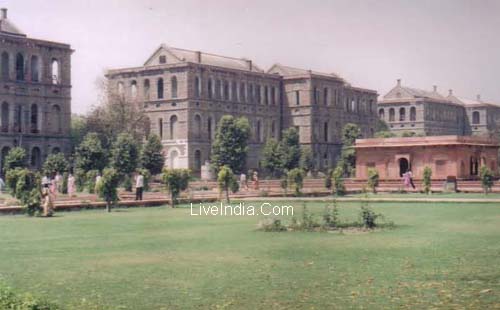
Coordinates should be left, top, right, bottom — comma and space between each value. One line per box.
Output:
271, 87, 276, 105
295, 91, 300, 105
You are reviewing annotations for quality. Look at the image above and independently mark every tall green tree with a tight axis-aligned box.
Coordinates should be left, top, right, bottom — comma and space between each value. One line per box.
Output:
339, 123, 362, 176
217, 165, 239, 203
211, 115, 250, 174
287, 168, 305, 196
140, 134, 165, 175
162, 168, 191, 207
280, 127, 301, 171
42, 153, 69, 177
299, 146, 315, 174
96, 167, 120, 212
111, 133, 139, 177
3, 147, 27, 174
75, 132, 107, 172
260, 138, 284, 177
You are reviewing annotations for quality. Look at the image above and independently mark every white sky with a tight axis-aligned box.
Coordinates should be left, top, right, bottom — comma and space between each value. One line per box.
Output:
2, 0, 500, 114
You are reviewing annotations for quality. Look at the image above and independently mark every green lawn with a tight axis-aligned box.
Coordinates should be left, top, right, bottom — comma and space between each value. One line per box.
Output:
346, 192, 500, 199
0, 201, 499, 309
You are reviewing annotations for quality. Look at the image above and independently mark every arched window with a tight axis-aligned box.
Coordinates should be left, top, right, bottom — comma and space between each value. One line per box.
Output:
472, 111, 480, 124
216, 80, 222, 99
264, 86, 269, 105
194, 77, 200, 98
231, 81, 237, 101
130, 80, 137, 99
389, 108, 395, 122
117, 82, 124, 96
143, 79, 150, 100
296, 91, 300, 105
410, 107, 416, 121
351, 99, 356, 112
157, 78, 164, 99
379, 108, 385, 119
1, 52, 9, 79
223, 81, 229, 100
30, 104, 38, 133
239, 83, 246, 102
194, 150, 202, 171
171, 76, 178, 98
324, 122, 329, 142
16, 53, 24, 81
52, 105, 62, 133
256, 120, 262, 142
51, 59, 59, 84
30, 55, 40, 82
324, 88, 328, 105
170, 115, 178, 139
399, 107, 406, 121
158, 118, 163, 139
271, 87, 276, 105
14, 104, 22, 133
1, 102, 9, 132
31, 147, 41, 169
208, 78, 213, 99
207, 117, 213, 140
194, 114, 202, 138
256, 85, 261, 104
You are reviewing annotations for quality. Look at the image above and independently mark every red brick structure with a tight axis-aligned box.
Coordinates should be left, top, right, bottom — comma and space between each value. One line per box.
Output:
355, 136, 499, 180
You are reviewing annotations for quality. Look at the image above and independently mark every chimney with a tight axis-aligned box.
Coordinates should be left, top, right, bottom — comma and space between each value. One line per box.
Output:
477, 94, 481, 101
195, 51, 201, 63
246, 60, 252, 71
1, 8, 7, 19
448, 89, 453, 96
433, 85, 437, 92
397, 79, 401, 87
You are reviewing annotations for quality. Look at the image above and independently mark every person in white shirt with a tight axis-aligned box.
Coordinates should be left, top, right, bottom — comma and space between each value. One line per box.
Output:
135, 172, 144, 201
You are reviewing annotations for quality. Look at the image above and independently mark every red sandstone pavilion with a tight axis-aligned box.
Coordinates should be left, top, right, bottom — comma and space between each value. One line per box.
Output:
355, 135, 499, 180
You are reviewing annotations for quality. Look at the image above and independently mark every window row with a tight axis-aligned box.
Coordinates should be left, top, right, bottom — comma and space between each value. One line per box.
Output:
380, 107, 417, 122
1, 51, 61, 84
0, 102, 63, 134
294, 89, 375, 113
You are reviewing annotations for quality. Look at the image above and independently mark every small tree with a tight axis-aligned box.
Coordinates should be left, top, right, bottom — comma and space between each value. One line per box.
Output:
367, 168, 379, 194
211, 116, 251, 174
324, 169, 333, 191
61, 172, 69, 194
480, 166, 494, 194
280, 177, 288, 197
423, 166, 432, 194
75, 132, 107, 172
287, 168, 305, 196
86, 169, 99, 194
140, 134, 165, 175
74, 168, 86, 192
162, 168, 191, 207
299, 146, 314, 175
217, 165, 239, 203
3, 147, 27, 174
280, 127, 301, 171
260, 138, 284, 177
331, 166, 346, 196
111, 133, 139, 191
42, 153, 69, 177
5, 168, 41, 216
96, 167, 120, 212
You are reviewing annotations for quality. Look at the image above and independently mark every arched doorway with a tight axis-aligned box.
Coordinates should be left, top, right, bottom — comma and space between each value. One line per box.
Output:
399, 158, 409, 177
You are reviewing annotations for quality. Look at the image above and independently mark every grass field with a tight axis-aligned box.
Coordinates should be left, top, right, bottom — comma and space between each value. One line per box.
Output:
0, 201, 499, 309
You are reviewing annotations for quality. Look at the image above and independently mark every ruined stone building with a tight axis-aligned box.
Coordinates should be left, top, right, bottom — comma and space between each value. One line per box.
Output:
0, 8, 72, 174
378, 79, 500, 137
106, 45, 378, 174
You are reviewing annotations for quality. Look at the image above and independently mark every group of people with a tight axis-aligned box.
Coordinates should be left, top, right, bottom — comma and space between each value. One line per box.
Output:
41, 172, 76, 217
239, 171, 259, 191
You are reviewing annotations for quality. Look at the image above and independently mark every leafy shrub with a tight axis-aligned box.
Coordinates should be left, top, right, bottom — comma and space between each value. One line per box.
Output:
423, 166, 432, 194
322, 202, 340, 228
86, 169, 99, 194
299, 205, 320, 231
163, 168, 191, 207
74, 168, 86, 192
257, 218, 287, 232
359, 204, 380, 229
42, 153, 69, 177
61, 172, 69, 194
5, 168, 41, 216
3, 147, 27, 174
331, 166, 346, 196
324, 169, 333, 190
96, 167, 120, 212
480, 166, 494, 194
280, 177, 288, 196
0, 283, 60, 309
121, 174, 132, 192
367, 168, 379, 193
287, 168, 305, 196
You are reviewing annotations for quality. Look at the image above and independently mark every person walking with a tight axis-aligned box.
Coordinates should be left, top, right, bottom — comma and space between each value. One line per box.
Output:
239, 173, 248, 191
67, 173, 76, 197
135, 172, 144, 201
41, 182, 54, 217
407, 170, 416, 190
252, 171, 259, 190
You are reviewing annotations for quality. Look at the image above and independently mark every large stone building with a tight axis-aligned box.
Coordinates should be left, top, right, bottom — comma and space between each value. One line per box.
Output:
106, 45, 378, 174
378, 79, 500, 137
0, 8, 73, 174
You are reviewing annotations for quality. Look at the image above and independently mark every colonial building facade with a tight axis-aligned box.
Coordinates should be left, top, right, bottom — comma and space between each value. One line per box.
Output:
106, 45, 378, 174
378, 79, 500, 137
0, 8, 73, 174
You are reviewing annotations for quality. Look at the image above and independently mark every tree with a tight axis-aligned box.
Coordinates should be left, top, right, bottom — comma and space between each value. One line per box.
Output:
211, 116, 251, 174
480, 166, 494, 194
331, 166, 346, 196
339, 123, 362, 177
70, 114, 88, 152
299, 146, 315, 174
324, 169, 333, 190
96, 167, 120, 212
42, 153, 69, 177
375, 119, 389, 132
3, 147, 27, 174
341, 123, 362, 146
75, 132, 107, 172
162, 168, 191, 207
287, 168, 305, 196
367, 168, 379, 194
280, 127, 301, 171
217, 165, 239, 203
423, 166, 432, 194
260, 138, 284, 177
111, 133, 139, 190
140, 134, 165, 175
5, 168, 41, 216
